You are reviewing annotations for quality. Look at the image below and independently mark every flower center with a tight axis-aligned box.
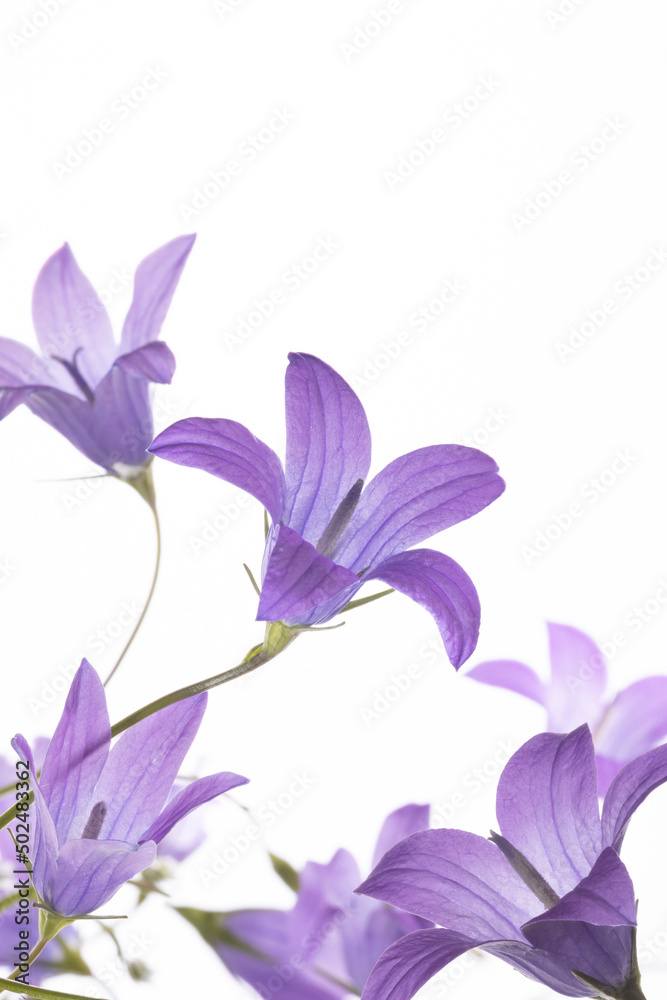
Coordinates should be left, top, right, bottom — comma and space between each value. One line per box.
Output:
316, 478, 364, 559
489, 831, 560, 908
53, 348, 95, 403
81, 801, 107, 840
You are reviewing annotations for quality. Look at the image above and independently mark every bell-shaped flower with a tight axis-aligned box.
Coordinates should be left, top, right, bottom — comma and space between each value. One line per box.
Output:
12, 659, 247, 918
149, 353, 504, 666
0, 235, 194, 490
357, 724, 667, 999
180, 804, 432, 998
466, 621, 667, 794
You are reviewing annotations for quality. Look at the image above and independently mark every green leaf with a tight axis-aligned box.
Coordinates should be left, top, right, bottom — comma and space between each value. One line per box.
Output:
269, 853, 300, 892
0, 977, 108, 999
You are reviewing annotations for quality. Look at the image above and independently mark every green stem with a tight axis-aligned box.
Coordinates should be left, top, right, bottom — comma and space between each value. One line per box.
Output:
103, 500, 161, 687
5, 937, 50, 981
109, 621, 298, 738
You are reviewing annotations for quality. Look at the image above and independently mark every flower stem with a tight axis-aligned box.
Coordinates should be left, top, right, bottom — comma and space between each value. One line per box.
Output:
109, 621, 300, 737
5, 937, 49, 981
103, 498, 161, 688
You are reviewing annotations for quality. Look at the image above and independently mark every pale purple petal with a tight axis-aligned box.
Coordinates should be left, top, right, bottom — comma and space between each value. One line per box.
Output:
359, 928, 477, 1000
257, 524, 359, 622
140, 771, 248, 845
11, 735, 59, 907
601, 741, 667, 852
0, 337, 61, 393
283, 353, 372, 543
38, 660, 110, 842
496, 727, 602, 897
342, 903, 429, 992
363, 548, 481, 668
31, 243, 115, 389
372, 804, 430, 869
595, 676, 667, 765
150, 417, 285, 522
546, 623, 608, 732
47, 837, 157, 917
115, 341, 176, 384
121, 234, 196, 351
336, 445, 504, 572
289, 847, 361, 969
357, 828, 535, 940
466, 660, 546, 705
94, 694, 207, 843
218, 909, 346, 1000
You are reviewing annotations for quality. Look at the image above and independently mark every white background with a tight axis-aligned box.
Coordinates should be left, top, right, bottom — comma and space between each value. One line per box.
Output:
1, 1, 667, 996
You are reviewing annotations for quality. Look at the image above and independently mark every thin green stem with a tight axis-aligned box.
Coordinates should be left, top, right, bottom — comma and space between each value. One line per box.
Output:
103, 501, 161, 687
5, 937, 50, 981
110, 621, 299, 738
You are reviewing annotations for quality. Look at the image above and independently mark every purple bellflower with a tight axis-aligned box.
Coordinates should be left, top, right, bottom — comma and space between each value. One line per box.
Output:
149, 353, 504, 666
12, 659, 247, 919
181, 804, 432, 998
467, 622, 667, 795
356, 724, 667, 999
0, 235, 194, 497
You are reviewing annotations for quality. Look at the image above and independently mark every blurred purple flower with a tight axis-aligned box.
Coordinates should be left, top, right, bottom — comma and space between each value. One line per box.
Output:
357, 725, 667, 999
150, 353, 504, 666
181, 804, 432, 998
12, 659, 247, 918
0, 235, 194, 485
466, 622, 667, 794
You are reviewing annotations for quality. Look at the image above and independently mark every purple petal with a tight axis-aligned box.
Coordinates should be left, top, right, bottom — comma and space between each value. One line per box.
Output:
31, 244, 115, 389
26, 365, 154, 470
595, 676, 667, 766
258, 524, 359, 623
601, 741, 667, 852
140, 771, 248, 844
115, 341, 176, 383
336, 445, 504, 573
359, 928, 478, 1000
283, 353, 372, 543
372, 804, 430, 869
150, 417, 285, 522
0, 337, 61, 391
94, 694, 207, 843
11, 734, 59, 907
342, 903, 430, 993
120, 234, 196, 351
496, 726, 602, 897
465, 660, 546, 705
218, 909, 346, 999
523, 848, 636, 930
521, 851, 636, 998
546, 623, 608, 732
357, 828, 535, 940
38, 660, 110, 843
363, 548, 481, 668
46, 837, 157, 917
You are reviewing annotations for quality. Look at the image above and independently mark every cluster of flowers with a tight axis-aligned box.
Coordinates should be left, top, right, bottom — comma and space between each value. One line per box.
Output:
0, 237, 665, 1000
